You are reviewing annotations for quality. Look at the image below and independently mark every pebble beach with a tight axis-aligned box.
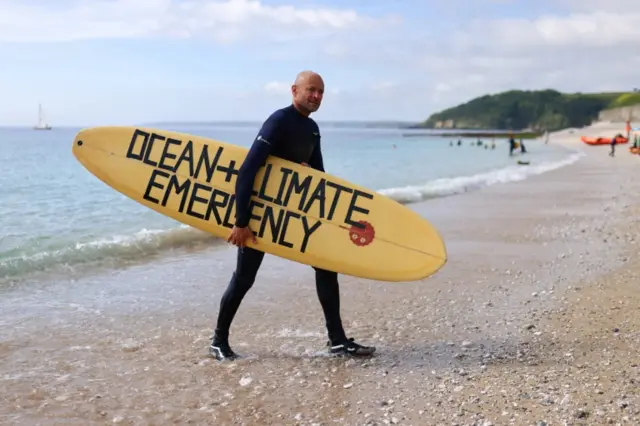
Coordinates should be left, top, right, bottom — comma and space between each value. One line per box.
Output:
1, 122, 639, 426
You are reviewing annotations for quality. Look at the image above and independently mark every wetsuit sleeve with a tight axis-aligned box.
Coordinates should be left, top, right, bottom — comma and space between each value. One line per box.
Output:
234, 115, 282, 227
308, 139, 325, 172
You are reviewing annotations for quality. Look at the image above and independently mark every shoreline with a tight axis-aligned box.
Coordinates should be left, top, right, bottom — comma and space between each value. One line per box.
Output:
403, 130, 543, 139
1, 122, 639, 425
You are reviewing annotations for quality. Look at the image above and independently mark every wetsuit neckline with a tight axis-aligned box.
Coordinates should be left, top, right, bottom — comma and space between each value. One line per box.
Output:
289, 103, 310, 118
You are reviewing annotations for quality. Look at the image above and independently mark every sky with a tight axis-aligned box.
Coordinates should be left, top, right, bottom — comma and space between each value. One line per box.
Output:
1, 0, 640, 126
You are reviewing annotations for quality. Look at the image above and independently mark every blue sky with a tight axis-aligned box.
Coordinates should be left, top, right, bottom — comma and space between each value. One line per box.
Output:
1, 0, 639, 126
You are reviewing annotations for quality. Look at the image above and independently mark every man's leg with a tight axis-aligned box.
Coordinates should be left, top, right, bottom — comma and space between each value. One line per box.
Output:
314, 268, 376, 356
210, 246, 265, 360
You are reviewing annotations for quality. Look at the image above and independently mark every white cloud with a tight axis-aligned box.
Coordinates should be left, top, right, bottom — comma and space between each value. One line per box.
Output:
0, 0, 392, 43
264, 81, 290, 94
433, 9, 640, 93
456, 12, 640, 52
370, 81, 397, 92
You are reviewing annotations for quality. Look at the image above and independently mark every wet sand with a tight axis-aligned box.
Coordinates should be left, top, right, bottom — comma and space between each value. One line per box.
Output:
1, 123, 639, 425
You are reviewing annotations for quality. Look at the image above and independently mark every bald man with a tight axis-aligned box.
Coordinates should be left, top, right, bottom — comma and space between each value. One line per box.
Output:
209, 71, 376, 361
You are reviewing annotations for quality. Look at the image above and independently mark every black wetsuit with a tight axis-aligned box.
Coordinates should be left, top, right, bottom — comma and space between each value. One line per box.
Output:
213, 104, 347, 345
610, 136, 617, 157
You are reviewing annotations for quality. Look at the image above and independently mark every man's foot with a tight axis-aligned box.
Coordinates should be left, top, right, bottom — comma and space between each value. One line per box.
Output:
328, 337, 376, 357
208, 339, 239, 361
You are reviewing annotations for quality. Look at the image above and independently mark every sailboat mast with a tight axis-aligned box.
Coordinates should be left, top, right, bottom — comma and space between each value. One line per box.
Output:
34, 102, 52, 130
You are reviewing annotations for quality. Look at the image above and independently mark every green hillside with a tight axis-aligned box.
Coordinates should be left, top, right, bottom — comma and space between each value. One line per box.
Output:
420, 89, 640, 131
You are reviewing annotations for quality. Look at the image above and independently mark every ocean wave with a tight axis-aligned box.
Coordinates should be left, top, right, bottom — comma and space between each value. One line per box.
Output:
379, 152, 585, 204
0, 225, 223, 283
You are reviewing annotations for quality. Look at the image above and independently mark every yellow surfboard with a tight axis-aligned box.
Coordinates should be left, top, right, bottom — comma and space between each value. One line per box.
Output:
71, 126, 447, 282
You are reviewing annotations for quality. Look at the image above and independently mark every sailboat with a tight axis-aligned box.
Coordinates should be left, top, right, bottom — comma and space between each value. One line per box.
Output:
34, 103, 52, 130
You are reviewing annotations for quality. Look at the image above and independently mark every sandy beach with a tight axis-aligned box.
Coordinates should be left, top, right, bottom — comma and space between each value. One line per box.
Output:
1, 122, 639, 426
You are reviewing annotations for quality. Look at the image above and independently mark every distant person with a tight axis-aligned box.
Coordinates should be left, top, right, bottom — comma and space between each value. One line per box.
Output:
610, 134, 617, 157
520, 139, 527, 154
457, 139, 462, 146
626, 120, 631, 139
209, 70, 376, 361
508, 135, 516, 156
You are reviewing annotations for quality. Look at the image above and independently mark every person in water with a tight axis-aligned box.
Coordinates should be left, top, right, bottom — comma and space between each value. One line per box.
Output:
610, 134, 617, 157
209, 70, 376, 361
520, 139, 527, 154
508, 135, 516, 156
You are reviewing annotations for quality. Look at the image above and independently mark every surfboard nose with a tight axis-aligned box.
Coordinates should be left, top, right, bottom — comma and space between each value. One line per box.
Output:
72, 127, 108, 166
72, 128, 92, 161
72, 133, 87, 171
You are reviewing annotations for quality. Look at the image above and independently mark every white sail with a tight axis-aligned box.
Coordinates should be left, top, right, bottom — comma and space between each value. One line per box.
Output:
34, 103, 52, 130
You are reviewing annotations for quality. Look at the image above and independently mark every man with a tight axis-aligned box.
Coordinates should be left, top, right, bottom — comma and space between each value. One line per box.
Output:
209, 70, 376, 361
508, 135, 515, 156
610, 134, 617, 157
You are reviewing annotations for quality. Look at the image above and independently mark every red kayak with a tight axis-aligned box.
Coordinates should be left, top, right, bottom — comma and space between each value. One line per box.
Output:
580, 136, 629, 145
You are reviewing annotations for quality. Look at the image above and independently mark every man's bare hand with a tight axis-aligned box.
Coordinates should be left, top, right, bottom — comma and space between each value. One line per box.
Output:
227, 226, 257, 248
301, 162, 309, 167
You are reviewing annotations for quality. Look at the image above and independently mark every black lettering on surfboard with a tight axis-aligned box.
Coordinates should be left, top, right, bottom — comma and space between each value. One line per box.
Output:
143, 169, 170, 204
158, 137, 181, 172
344, 189, 373, 229
301, 217, 322, 253
282, 171, 312, 210
278, 210, 299, 248
325, 181, 352, 221
302, 178, 326, 217
161, 174, 191, 213
274, 167, 293, 205
257, 163, 275, 203
206, 189, 230, 225
126, 129, 150, 161
258, 205, 284, 243
174, 140, 195, 177
186, 182, 210, 219
131, 128, 377, 254
216, 158, 240, 183
222, 194, 236, 228
141, 132, 164, 167
195, 145, 224, 183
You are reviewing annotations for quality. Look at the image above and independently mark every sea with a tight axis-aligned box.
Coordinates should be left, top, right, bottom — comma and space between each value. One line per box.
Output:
0, 124, 583, 286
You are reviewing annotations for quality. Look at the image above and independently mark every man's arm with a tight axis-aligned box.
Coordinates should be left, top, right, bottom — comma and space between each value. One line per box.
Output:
307, 139, 325, 172
234, 114, 281, 227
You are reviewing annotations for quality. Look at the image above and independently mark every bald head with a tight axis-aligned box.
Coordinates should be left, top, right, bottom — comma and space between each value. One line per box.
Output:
291, 70, 325, 116
294, 70, 322, 85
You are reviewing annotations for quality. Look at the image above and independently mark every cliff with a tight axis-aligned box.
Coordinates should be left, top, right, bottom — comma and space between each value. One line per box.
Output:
598, 105, 640, 122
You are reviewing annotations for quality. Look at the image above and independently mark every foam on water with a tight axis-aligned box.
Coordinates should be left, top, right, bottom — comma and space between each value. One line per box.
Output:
0, 225, 220, 281
381, 152, 585, 203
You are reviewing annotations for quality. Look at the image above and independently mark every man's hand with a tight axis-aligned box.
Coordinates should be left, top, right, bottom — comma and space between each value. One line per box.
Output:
301, 162, 309, 167
227, 226, 257, 248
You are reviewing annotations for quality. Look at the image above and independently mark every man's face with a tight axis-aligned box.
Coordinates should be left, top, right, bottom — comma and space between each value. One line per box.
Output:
293, 75, 324, 113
